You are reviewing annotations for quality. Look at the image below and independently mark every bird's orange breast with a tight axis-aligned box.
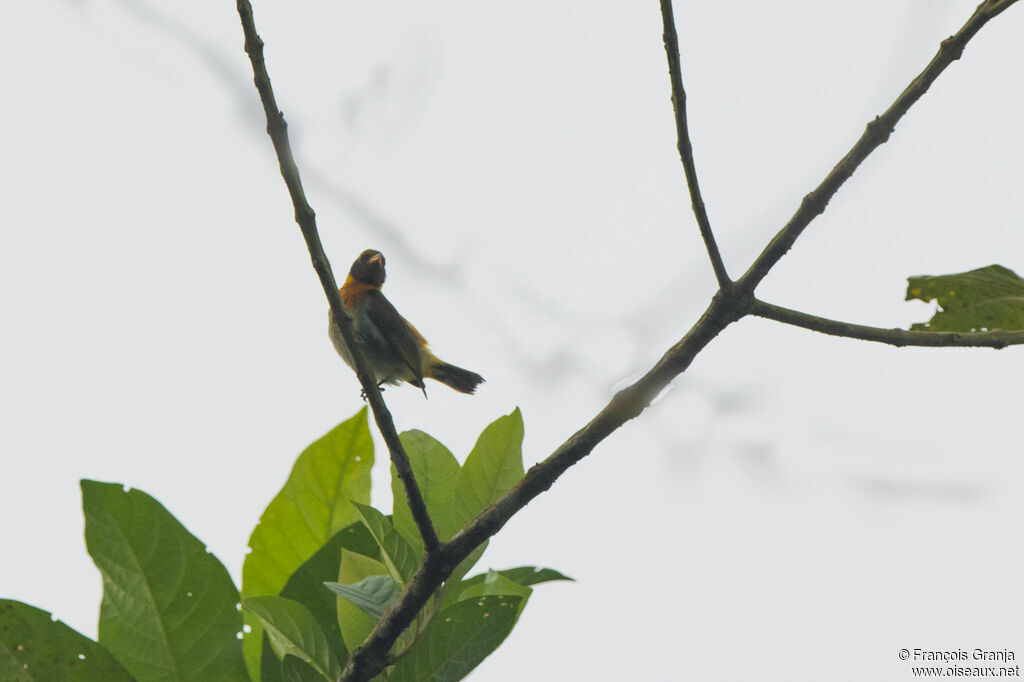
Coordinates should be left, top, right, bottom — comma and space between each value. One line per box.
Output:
339, 276, 377, 309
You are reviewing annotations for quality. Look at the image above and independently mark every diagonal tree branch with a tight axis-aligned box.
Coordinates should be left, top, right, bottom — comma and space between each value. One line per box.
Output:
235, 0, 439, 555
735, 0, 1019, 295
659, 0, 731, 288
340, 287, 751, 681
752, 299, 1024, 349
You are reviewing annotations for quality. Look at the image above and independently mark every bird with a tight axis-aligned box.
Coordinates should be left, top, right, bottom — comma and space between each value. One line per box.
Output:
328, 249, 484, 397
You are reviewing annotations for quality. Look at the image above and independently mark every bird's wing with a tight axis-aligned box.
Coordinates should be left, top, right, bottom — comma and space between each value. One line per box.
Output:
363, 290, 426, 385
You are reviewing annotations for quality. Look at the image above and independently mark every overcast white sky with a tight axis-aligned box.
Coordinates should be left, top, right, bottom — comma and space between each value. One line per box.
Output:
2, 2, 1022, 680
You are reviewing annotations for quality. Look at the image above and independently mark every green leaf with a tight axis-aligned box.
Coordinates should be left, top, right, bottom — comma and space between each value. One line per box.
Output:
261, 633, 285, 682
324, 575, 400, 620
277, 522, 379, 671
488, 566, 574, 587
906, 264, 1024, 332
281, 654, 327, 682
448, 566, 570, 615
352, 503, 418, 582
335, 550, 390, 653
456, 571, 532, 621
454, 409, 525, 529
0, 599, 133, 681
242, 410, 374, 677
243, 596, 341, 681
81, 480, 248, 682
439, 542, 489, 611
387, 596, 522, 682
392, 430, 461, 553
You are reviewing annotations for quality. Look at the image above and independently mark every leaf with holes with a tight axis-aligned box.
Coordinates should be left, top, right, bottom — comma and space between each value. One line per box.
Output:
0, 600, 133, 681
906, 264, 1024, 332
387, 595, 522, 682
81, 480, 248, 681
455, 570, 532, 621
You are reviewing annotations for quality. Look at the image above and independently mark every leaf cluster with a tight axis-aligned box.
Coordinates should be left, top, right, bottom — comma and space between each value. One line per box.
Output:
0, 408, 568, 682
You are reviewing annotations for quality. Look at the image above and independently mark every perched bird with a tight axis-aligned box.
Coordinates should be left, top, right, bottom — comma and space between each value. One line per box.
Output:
329, 249, 484, 396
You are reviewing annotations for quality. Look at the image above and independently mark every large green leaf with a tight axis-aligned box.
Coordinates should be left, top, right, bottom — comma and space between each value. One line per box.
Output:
243, 596, 341, 681
453, 409, 525, 529
0, 600, 133, 681
242, 410, 374, 677
334, 550, 389, 653
277, 522, 379, 672
81, 480, 248, 681
392, 430, 461, 553
352, 503, 418, 582
387, 596, 522, 682
906, 264, 1024, 331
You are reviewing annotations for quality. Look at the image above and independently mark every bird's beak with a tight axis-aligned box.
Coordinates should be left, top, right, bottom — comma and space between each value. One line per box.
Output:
369, 253, 383, 265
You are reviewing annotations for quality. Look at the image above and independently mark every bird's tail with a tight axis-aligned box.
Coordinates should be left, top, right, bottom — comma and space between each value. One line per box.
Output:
428, 360, 485, 394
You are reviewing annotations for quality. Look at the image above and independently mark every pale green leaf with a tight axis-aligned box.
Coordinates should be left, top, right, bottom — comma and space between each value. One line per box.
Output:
454, 409, 525, 529
392, 430, 461, 554
242, 409, 374, 677
324, 575, 400, 620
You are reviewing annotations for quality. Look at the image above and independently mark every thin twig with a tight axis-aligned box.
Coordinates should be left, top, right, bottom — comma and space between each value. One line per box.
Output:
752, 299, 1024, 349
235, 0, 439, 554
735, 0, 1019, 294
659, 0, 731, 288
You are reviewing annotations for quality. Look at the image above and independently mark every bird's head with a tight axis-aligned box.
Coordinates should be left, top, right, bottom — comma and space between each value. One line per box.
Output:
349, 249, 386, 287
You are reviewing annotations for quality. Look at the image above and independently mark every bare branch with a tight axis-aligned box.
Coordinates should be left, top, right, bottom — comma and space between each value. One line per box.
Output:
735, 0, 1020, 294
659, 0, 731, 288
234, 0, 439, 554
752, 299, 1024, 349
